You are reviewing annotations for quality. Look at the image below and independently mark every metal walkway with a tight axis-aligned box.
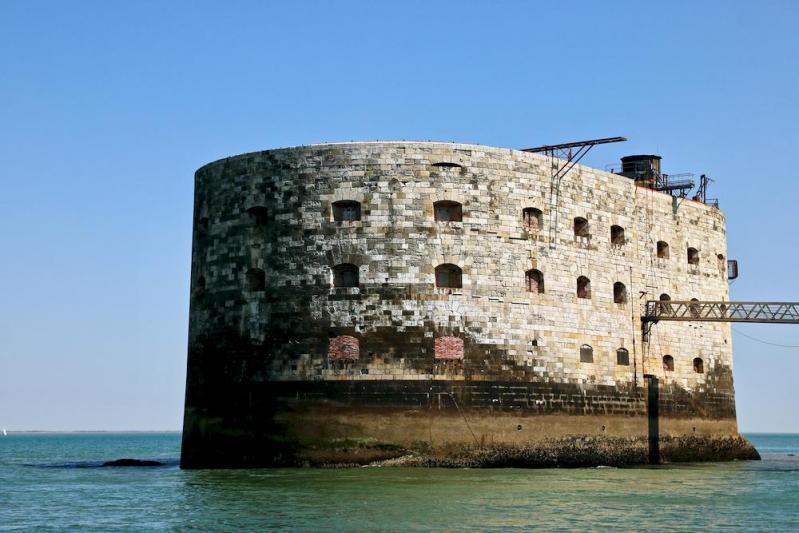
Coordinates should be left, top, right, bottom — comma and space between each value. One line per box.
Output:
642, 301, 799, 340
643, 301, 799, 323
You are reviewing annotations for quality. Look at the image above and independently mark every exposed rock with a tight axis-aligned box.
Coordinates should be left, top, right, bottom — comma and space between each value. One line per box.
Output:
660, 434, 760, 462
300, 434, 760, 468
102, 458, 164, 467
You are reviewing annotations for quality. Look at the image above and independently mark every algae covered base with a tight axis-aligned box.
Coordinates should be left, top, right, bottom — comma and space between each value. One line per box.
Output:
302, 435, 760, 468
180, 384, 759, 469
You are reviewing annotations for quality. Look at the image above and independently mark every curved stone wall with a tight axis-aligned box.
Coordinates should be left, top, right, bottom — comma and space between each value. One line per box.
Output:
181, 142, 751, 467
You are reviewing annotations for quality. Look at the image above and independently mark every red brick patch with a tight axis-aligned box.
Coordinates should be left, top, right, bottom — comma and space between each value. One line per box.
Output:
328, 335, 359, 361
435, 336, 464, 360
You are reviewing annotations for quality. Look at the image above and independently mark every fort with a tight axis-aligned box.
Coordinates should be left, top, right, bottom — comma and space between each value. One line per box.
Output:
180, 141, 759, 468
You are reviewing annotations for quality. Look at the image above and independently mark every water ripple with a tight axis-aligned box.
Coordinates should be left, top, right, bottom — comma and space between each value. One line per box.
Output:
0, 433, 798, 531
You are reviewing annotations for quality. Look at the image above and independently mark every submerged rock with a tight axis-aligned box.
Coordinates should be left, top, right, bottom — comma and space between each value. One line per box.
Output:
102, 458, 163, 467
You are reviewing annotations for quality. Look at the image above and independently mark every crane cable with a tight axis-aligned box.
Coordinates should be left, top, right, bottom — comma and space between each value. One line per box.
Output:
732, 327, 799, 349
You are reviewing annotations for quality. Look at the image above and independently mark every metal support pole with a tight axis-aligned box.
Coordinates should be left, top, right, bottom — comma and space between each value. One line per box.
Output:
644, 374, 660, 465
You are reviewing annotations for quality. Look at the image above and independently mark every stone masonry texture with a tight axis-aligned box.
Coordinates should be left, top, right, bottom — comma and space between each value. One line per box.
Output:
180, 141, 756, 468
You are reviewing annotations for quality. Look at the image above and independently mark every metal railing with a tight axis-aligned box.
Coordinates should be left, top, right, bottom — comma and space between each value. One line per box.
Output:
644, 301, 799, 323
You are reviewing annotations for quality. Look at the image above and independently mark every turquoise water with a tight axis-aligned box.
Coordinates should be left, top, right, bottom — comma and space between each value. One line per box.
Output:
1, 433, 797, 531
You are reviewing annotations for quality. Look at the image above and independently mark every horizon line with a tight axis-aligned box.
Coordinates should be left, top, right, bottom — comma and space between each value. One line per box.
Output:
3, 430, 799, 436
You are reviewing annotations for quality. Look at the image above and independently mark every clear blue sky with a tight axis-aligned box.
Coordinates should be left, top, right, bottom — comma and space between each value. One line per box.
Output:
1, 1, 797, 432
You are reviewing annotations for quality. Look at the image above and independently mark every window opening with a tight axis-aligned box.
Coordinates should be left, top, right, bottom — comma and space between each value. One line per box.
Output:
198, 217, 210, 234
613, 282, 627, 304
689, 298, 701, 318
617, 348, 630, 366
435, 336, 464, 360
523, 208, 543, 230
580, 344, 594, 363
434, 201, 463, 222
574, 217, 590, 238
688, 247, 699, 266
332, 201, 361, 222
435, 264, 462, 288
333, 263, 359, 288
328, 336, 360, 361
525, 269, 544, 294
577, 276, 591, 299
610, 225, 625, 245
693, 357, 704, 373
246, 268, 266, 291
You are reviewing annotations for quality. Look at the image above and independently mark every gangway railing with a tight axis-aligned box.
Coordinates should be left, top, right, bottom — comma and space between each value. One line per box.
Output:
644, 301, 799, 323
642, 300, 799, 339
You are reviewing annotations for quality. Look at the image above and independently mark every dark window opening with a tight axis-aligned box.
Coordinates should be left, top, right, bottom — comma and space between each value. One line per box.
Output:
432, 162, 463, 169
434, 201, 463, 222
197, 217, 209, 234
523, 208, 543, 230
246, 268, 266, 291
525, 269, 544, 294
574, 217, 590, 238
531, 339, 538, 347
689, 297, 701, 318
613, 282, 627, 304
246, 206, 269, 226
658, 293, 671, 313
617, 348, 630, 366
610, 225, 625, 245
435, 263, 462, 288
577, 276, 591, 299
688, 247, 699, 266
332, 201, 361, 222
657, 241, 669, 259
580, 344, 594, 363
693, 357, 704, 373
333, 263, 359, 288
663, 354, 674, 372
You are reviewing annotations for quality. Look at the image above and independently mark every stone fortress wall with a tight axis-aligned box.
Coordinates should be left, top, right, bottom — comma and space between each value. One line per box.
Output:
182, 141, 752, 468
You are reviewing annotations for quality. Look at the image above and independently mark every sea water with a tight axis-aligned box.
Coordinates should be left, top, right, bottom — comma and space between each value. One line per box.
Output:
0, 433, 797, 531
